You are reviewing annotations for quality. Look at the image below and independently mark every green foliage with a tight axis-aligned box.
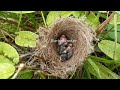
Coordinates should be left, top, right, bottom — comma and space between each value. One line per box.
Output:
85, 12, 100, 30
0, 62, 15, 79
46, 11, 82, 27
98, 40, 120, 60
15, 31, 39, 47
107, 24, 120, 43
18, 70, 33, 79
0, 42, 19, 64
83, 58, 120, 79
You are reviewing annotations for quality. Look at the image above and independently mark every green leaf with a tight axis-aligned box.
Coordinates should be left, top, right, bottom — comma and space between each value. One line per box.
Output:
108, 32, 120, 43
18, 70, 33, 79
86, 58, 120, 79
0, 55, 15, 65
98, 40, 120, 60
107, 24, 120, 43
86, 12, 100, 30
72, 11, 81, 18
7, 11, 35, 14
0, 62, 15, 79
108, 23, 120, 32
89, 56, 120, 65
109, 15, 120, 24
59, 11, 74, 18
46, 11, 60, 27
0, 42, 19, 64
15, 31, 39, 47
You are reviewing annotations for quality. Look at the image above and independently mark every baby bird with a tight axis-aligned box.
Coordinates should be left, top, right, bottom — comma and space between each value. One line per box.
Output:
63, 43, 74, 53
59, 42, 68, 55
60, 53, 68, 62
58, 35, 68, 46
63, 43, 74, 60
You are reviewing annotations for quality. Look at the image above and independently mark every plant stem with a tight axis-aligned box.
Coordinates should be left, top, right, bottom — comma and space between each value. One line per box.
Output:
41, 11, 47, 28
113, 14, 117, 60
11, 63, 25, 79
17, 11, 22, 31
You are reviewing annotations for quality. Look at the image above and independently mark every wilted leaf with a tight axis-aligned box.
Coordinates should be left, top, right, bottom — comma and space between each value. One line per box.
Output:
0, 62, 15, 79
98, 40, 120, 60
15, 31, 39, 47
0, 42, 19, 64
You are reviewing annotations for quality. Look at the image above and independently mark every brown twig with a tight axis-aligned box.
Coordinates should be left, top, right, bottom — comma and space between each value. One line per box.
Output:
0, 17, 35, 31
96, 12, 115, 36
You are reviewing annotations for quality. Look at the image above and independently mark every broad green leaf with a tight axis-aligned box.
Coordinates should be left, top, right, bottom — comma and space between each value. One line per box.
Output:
0, 42, 19, 64
86, 12, 100, 30
18, 70, 33, 79
87, 58, 102, 78
107, 24, 120, 43
108, 32, 120, 43
15, 31, 39, 47
89, 56, 120, 65
7, 11, 35, 14
98, 40, 120, 60
59, 11, 74, 18
0, 55, 15, 65
87, 58, 120, 79
46, 11, 60, 27
107, 24, 120, 32
109, 15, 120, 24
72, 11, 81, 18
0, 62, 15, 79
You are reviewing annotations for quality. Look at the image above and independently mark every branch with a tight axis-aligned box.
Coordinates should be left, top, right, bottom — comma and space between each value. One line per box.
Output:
96, 12, 115, 36
0, 17, 35, 31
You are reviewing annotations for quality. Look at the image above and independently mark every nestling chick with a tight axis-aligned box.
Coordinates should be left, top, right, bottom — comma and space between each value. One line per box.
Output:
58, 35, 68, 46
63, 43, 74, 53
59, 42, 68, 55
60, 53, 68, 61
63, 43, 74, 60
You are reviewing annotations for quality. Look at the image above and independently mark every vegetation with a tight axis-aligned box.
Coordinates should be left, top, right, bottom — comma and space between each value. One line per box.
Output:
0, 11, 120, 79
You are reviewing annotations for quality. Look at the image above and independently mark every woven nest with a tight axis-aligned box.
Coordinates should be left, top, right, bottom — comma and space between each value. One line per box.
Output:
26, 17, 97, 79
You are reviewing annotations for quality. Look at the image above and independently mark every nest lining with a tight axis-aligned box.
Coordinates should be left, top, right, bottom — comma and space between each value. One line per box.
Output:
26, 17, 96, 78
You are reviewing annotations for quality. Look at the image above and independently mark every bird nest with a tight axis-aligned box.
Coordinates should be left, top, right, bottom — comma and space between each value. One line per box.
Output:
26, 17, 97, 79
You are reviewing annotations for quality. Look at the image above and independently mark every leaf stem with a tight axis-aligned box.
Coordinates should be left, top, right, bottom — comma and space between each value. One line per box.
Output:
41, 11, 47, 28
17, 11, 22, 31
113, 14, 117, 60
